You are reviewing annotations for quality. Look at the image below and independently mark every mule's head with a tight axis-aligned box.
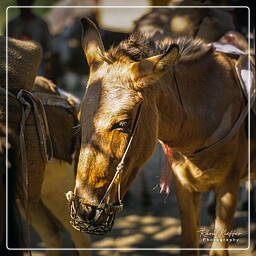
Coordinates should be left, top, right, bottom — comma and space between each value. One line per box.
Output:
67, 18, 179, 234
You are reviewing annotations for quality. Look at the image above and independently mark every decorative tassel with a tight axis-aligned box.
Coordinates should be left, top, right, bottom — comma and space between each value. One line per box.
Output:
159, 141, 173, 194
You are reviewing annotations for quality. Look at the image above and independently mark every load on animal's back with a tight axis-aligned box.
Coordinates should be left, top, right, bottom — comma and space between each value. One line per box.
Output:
0, 36, 47, 251
33, 76, 80, 164
0, 36, 91, 254
0, 36, 49, 203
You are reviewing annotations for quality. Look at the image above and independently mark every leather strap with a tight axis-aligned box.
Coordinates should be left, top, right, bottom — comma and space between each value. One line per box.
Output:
187, 96, 255, 158
17, 89, 53, 162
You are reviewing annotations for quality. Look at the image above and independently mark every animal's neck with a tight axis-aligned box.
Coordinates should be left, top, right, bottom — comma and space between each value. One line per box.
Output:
156, 70, 203, 154
157, 53, 241, 155
156, 68, 188, 150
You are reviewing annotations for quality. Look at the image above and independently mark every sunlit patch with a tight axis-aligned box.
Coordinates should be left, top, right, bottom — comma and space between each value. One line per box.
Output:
77, 146, 90, 170
77, 111, 81, 121
87, 41, 102, 64
75, 179, 81, 188
152, 225, 180, 241
95, 180, 107, 188
113, 233, 144, 247
170, 15, 189, 33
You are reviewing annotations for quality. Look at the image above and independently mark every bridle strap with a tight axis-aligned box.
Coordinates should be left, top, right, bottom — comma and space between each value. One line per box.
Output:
17, 89, 53, 162
97, 102, 143, 209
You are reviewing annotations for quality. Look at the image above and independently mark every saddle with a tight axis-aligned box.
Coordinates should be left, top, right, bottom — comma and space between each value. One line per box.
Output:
33, 76, 80, 164
213, 42, 256, 113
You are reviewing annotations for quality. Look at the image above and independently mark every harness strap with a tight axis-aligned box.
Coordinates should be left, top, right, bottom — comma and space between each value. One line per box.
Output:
3, 89, 31, 204
2, 88, 38, 247
187, 95, 255, 158
18, 90, 53, 162
14, 90, 32, 247
1, 87, 31, 246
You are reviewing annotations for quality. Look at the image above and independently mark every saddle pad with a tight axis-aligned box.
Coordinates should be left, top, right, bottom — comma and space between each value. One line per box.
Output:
212, 42, 245, 56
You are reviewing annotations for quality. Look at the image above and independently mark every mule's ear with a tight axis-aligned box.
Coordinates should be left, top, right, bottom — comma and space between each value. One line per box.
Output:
81, 17, 105, 67
131, 44, 179, 89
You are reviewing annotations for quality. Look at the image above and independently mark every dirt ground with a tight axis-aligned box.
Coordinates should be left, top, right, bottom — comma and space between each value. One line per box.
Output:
24, 144, 256, 256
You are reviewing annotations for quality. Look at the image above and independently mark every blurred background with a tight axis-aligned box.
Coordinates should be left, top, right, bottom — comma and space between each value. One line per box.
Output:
0, 0, 254, 99
0, 0, 255, 255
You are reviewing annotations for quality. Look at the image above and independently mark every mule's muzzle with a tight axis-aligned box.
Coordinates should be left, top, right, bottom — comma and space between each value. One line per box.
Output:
66, 191, 123, 235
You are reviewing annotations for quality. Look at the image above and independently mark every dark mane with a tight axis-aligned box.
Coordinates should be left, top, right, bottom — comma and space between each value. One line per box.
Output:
102, 32, 213, 64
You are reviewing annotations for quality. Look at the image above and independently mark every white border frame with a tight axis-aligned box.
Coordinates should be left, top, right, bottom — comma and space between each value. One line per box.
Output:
5, 5, 251, 252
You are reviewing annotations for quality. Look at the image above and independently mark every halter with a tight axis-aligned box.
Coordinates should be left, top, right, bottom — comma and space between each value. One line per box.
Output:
68, 102, 143, 235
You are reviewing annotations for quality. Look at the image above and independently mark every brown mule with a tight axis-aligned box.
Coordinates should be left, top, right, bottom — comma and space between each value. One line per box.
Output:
68, 18, 255, 255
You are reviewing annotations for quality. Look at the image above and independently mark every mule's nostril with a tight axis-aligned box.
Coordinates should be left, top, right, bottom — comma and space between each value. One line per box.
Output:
78, 204, 97, 222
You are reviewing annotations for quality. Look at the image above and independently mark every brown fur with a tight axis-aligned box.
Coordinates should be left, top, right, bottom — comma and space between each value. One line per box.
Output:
102, 33, 213, 64
75, 19, 255, 256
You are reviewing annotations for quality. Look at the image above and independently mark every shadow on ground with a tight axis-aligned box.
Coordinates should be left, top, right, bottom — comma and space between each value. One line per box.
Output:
29, 145, 255, 256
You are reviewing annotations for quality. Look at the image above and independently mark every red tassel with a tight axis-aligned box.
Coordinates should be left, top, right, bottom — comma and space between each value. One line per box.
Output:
159, 141, 173, 194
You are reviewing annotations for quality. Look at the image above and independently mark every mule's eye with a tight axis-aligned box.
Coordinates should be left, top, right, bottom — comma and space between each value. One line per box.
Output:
111, 119, 131, 133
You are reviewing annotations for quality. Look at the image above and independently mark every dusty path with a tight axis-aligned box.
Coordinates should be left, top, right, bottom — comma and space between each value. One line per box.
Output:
27, 144, 255, 256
